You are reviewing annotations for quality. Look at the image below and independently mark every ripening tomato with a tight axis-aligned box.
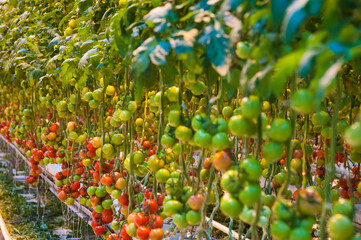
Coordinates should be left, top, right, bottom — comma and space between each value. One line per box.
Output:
149, 228, 164, 240
58, 191, 67, 201
101, 173, 114, 186
213, 150, 232, 171
187, 194, 204, 211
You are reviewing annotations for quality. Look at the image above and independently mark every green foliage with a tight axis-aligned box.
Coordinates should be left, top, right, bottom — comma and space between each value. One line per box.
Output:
0, 0, 360, 110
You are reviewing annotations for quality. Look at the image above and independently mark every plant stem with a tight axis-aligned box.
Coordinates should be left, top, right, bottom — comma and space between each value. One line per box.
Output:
319, 80, 340, 239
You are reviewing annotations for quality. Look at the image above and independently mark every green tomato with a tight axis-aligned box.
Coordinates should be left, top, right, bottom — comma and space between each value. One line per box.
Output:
222, 106, 233, 118
240, 157, 262, 182
211, 132, 230, 151
101, 199, 113, 209
111, 133, 124, 145
119, 110, 131, 121
89, 99, 100, 108
272, 200, 295, 222
186, 210, 201, 225
220, 194, 243, 218
92, 89, 104, 101
238, 184, 261, 206
173, 213, 188, 228
241, 95, 262, 119
166, 86, 179, 102
332, 199, 353, 218
236, 41, 251, 59
289, 228, 311, 240
133, 151, 144, 164
221, 170, 240, 194
191, 114, 209, 131
161, 134, 175, 148
66, 197, 74, 205
163, 200, 183, 217
87, 186, 96, 196
290, 89, 315, 114
175, 125, 193, 142
193, 129, 212, 148
127, 101, 137, 112
311, 111, 331, 126
168, 110, 182, 127
345, 122, 361, 148
262, 141, 285, 163
95, 186, 107, 198
228, 115, 256, 137
156, 169, 170, 183
269, 119, 292, 143
271, 220, 291, 240
94, 204, 104, 213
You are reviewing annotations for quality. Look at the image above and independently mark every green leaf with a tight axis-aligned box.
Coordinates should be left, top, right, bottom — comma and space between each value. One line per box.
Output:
248, 65, 273, 99
144, 3, 177, 33
131, 37, 157, 77
220, 0, 243, 12
199, 24, 231, 76
314, 58, 343, 109
283, 0, 308, 43
271, 0, 289, 28
110, 10, 129, 58
272, 50, 305, 96
170, 29, 198, 55
223, 68, 240, 99
78, 48, 98, 69
149, 41, 171, 66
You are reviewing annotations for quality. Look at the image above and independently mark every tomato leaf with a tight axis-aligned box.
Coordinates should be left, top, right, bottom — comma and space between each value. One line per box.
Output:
223, 68, 240, 99
271, 0, 289, 28
149, 41, 171, 66
144, 3, 177, 33
199, 24, 231, 76
314, 58, 343, 110
272, 50, 305, 96
282, 0, 308, 43
298, 50, 318, 78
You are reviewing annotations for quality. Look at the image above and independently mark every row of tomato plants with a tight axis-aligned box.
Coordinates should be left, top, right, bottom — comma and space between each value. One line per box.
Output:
1, 0, 361, 240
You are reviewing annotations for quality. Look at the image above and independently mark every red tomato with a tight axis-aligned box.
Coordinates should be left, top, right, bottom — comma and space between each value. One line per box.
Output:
157, 194, 165, 206
93, 225, 105, 235
135, 212, 149, 227
137, 226, 151, 240
143, 199, 158, 214
102, 214, 113, 224
92, 210, 102, 219
150, 215, 163, 228
101, 173, 114, 186
118, 192, 129, 205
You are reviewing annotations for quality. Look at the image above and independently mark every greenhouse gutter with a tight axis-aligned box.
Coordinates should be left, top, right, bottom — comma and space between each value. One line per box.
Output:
0, 135, 93, 227
0, 134, 248, 239
0, 212, 11, 240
